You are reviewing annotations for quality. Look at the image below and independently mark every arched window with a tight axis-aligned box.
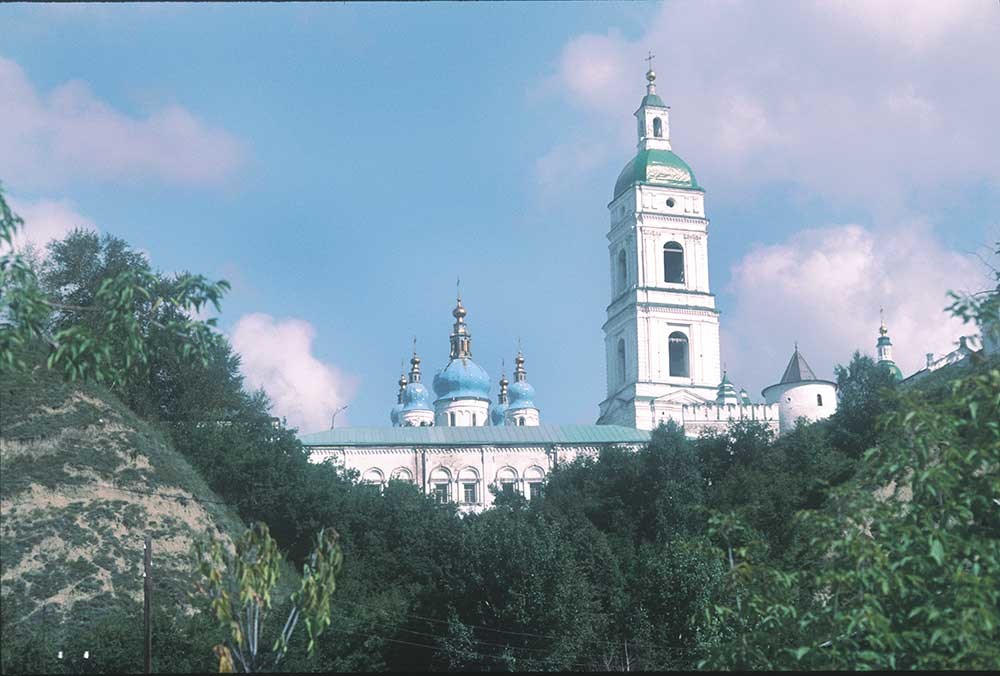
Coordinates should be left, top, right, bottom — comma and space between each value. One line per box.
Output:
459, 468, 480, 505
430, 467, 451, 504
517, 417, 525, 426
525, 466, 545, 500
638, 117, 644, 139
616, 250, 627, 295
617, 338, 627, 385
363, 468, 385, 493
664, 241, 684, 284
448, 412, 456, 426
653, 117, 663, 138
496, 467, 518, 494
668, 331, 689, 377
472, 413, 477, 426
817, 393, 823, 407
390, 467, 413, 483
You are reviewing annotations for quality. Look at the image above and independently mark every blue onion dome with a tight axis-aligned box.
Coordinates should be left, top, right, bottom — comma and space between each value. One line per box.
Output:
433, 296, 492, 402
402, 381, 433, 411
390, 371, 407, 425
490, 401, 508, 426
433, 359, 491, 401
490, 372, 509, 425
401, 352, 434, 411
507, 351, 538, 411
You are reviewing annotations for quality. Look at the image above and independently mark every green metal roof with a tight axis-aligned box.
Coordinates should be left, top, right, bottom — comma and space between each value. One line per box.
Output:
613, 148, 701, 199
299, 424, 650, 447
641, 93, 666, 108
879, 360, 903, 381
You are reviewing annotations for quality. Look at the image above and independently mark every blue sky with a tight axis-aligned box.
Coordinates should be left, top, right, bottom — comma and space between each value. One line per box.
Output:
3, 2, 998, 431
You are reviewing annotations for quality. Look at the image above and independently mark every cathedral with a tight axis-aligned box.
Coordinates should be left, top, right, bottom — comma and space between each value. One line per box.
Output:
300, 65, 923, 511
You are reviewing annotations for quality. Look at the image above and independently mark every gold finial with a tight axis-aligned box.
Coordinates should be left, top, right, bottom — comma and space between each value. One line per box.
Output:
409, 339, 422, 382
514, 347, 527, 382
449, 291, 471, 359
879, 307, 888, 336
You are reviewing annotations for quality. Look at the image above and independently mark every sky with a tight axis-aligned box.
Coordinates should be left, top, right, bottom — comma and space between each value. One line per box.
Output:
2, 1, 998, 432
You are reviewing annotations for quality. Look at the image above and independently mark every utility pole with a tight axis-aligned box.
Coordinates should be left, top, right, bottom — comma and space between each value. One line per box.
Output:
143, 536, 152, 674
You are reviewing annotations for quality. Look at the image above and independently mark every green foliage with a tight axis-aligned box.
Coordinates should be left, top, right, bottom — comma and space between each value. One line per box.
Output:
193, 522, 343, 672
830, 350, 899, 456
0, 184, 229, 387
700, 268, 1000, 670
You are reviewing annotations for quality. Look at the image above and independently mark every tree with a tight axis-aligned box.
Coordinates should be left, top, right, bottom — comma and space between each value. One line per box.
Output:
0, 183, 229, 386
829, 350, 899, 457
193, 522, 343, 673
702, 276, 1000, 670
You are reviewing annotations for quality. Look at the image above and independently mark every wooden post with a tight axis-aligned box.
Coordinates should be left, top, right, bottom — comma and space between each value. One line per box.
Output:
143, 536, 152, 674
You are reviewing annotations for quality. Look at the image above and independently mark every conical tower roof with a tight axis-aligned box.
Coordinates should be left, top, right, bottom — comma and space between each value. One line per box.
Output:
779, 347, 818, 384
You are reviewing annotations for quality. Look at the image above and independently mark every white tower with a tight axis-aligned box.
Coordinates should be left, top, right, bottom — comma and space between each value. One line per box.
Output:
762, 346, 838, 434
597, 62, 721, 430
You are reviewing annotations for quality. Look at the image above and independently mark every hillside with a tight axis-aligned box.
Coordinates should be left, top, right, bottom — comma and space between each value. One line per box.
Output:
0, 365, 247, 630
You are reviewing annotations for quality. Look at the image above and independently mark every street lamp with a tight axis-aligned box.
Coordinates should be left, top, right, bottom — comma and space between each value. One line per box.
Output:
330, 404, 349, 429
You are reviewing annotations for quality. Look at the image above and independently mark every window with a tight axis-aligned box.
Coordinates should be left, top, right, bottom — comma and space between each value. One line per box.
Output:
430, 468, 451, 504
517, 417, 525, 426
448, 412, 456, 426
666, 197, 675, 208
638, 117, 644, 139
363, 468, 384, 490
653, 117, 662, 137
817, 393, 823, 406
617, 338, 627, 385
524, 466, 545, 501
527, 482, 543, 500
668, 332, 689, 377
497, 467, 518, 495
390, 467, 413, 483
472, 413, 477, 426
663, 241, 684, 284
616, 250, 627, 295
458, 468, 479, 505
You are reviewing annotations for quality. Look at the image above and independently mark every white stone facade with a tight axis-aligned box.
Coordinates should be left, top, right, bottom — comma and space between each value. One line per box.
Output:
598, 74, 733, 432
306, 428, 648, 513
435, 399, 490, 427
505, 407, 539, 427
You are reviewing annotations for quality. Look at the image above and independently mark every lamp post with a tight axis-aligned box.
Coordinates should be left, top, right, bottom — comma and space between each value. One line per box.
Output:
330, 404, 349, 429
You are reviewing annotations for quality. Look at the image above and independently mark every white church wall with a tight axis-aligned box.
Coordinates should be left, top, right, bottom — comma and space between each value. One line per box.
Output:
434, 399, 490, 427
308, 443, 644, 513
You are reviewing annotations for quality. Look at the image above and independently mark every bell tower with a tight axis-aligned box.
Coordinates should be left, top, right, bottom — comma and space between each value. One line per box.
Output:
598, 60, 722, 430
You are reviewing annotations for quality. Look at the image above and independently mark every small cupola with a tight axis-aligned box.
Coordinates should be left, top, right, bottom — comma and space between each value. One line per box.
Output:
635, 53, 671, 152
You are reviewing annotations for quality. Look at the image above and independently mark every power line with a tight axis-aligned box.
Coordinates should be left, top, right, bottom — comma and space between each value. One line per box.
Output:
334, 598, 693, 654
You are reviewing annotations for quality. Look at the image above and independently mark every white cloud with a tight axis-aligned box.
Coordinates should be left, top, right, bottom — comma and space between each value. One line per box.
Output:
230, 313, 356, 433
541, 0, 1000, 209
0, 57, 246, 189
721, 222, 990, 396
3, 196, 96, 255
